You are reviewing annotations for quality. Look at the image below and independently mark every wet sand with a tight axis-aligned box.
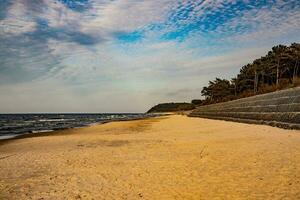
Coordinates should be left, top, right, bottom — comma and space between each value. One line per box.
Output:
0, 115, 300, 199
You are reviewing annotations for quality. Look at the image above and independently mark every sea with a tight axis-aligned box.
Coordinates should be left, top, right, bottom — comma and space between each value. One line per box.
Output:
0, 113, 156, 140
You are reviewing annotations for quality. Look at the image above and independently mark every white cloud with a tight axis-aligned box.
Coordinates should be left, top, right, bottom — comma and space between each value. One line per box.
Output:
0, 1, 36, 35
203, 1, 300, 44
41, 1, 81, 28
79, 0, 175, 38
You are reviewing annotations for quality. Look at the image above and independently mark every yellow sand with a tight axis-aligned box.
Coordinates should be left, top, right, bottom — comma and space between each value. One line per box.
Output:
0, 115, 300, 200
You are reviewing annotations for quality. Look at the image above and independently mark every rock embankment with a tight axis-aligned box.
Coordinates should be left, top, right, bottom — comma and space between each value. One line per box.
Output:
189, 87, 300, 129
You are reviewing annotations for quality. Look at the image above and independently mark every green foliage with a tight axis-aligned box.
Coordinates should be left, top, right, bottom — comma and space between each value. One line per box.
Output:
201, 78, 235, 102
191, 99, 203, 105
147, 103, 195, 113
200, 43, 300, 105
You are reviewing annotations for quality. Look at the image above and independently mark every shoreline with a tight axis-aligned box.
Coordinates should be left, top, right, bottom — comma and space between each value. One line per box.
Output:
1, 115, 299, 199
0, 114, 164, 145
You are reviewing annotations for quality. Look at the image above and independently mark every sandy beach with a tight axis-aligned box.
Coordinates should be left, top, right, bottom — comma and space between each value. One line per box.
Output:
0, 115, 300, 200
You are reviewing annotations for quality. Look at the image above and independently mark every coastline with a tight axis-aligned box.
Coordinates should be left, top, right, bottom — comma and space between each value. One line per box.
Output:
1, 115, 300, 199
0, 113, 163, 145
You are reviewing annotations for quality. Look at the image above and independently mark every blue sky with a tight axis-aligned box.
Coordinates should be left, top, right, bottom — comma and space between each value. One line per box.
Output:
0, 0, 300, 113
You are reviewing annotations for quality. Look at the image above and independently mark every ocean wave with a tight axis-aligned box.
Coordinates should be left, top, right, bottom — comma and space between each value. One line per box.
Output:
38, 119, 75, 122
31, 130, 54, 134
0, 113, 154, 140
0, 134, 19, 140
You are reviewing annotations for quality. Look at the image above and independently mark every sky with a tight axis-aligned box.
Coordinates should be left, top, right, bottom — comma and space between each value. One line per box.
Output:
0, 0, 300, 113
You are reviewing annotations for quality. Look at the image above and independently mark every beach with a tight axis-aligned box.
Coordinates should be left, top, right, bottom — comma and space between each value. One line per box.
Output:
0, 115, 300, 199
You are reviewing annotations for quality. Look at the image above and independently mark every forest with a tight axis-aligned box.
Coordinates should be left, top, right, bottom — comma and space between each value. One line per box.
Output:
193, 43, 300, 106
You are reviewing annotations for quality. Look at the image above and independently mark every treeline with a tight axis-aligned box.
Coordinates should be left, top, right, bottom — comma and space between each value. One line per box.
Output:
147, 103, 195, 113
193, 43, 300, 106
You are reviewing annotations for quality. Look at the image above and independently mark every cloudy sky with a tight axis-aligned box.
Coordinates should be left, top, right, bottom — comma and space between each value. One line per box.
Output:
0, 0, 299, 113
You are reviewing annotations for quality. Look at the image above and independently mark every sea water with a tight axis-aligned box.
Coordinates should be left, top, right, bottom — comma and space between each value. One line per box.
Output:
0, 113, 155, 140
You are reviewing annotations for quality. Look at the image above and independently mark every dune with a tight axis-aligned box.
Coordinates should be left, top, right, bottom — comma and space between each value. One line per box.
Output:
0, 115, 300, 199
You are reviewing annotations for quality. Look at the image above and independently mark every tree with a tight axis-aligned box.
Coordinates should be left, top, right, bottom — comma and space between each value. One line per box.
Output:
290, 43, 300, 84
201, 78, 234, 102
270, 45, 288, 87
200, 43, 300, 104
